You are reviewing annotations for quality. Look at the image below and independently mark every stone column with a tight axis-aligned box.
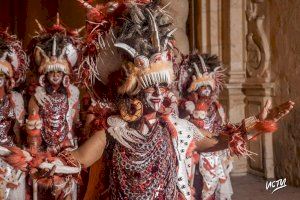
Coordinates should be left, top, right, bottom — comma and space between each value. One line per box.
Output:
208, 0, 222, 56
191, 0, 222, 55
221, 0, 248, 176
243, 83, 275, 178
244, 0, 274, 179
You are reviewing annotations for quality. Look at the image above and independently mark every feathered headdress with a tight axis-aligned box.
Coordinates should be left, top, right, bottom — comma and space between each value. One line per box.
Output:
76, 0, 176, 96
0, 28, 28, 88
29, 14, 83, 76
76, 0, 127, 88
114, 1, 176, 95
178, 51, 226, 96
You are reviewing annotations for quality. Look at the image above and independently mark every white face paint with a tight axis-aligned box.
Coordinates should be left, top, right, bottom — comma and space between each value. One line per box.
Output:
47, 71, 64, 86
0, 76, 6, 87
198, 85, 212, 97
144, 84, 167, 112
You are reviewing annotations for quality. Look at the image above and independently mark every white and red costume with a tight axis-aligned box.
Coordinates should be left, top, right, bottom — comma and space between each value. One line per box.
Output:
0, 29, 28, 200
179, 53, 233, 200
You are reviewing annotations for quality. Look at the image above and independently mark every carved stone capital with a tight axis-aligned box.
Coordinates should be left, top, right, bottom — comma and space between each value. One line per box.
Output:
246, 0, 271, 83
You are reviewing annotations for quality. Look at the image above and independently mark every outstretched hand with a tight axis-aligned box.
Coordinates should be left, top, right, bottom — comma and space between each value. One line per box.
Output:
259, 100, 295, 122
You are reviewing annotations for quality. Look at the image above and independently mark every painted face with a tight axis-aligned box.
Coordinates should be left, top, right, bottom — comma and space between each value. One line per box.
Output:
0, 75, 6, 87
144, 84, 168, 112
197, 85, 212, 97
47, 71, 64, 86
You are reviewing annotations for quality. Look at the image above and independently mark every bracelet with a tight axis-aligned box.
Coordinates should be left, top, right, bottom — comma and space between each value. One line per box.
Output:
58, 150, 81, 171
242, 116, 259, 132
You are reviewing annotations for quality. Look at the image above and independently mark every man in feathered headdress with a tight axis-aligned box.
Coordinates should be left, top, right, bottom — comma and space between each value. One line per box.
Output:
24, 14, 83, 199
26, 14, 82, 154
0, 28, 28, 199
178, 52, 233, 200
76, 1, 192, 198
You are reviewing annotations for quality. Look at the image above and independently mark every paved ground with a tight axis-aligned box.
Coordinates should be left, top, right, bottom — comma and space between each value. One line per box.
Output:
231, 175, 300, 200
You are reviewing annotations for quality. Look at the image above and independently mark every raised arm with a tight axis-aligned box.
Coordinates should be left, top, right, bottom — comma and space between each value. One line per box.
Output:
194, 129, 229, 153
195, 100, 295, 154
71, 129, 107, 167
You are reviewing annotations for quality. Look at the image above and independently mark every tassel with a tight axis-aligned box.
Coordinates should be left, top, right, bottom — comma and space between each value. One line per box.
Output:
4, 146, 28, 171
255, 120, 278, 133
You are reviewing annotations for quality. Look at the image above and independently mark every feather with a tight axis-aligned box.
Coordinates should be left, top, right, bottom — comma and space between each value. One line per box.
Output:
118, 75, 138, 94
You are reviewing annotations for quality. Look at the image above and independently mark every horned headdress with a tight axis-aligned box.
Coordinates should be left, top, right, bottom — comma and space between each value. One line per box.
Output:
114, 1, 177, 95
0, 28, 28, 88
77, 0, 176, 96
31, 14, 83, 77
179, 51, 226, 95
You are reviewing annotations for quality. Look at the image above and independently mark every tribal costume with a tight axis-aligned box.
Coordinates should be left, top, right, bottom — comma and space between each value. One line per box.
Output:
24, 15, 83, 199
77, 0, 205, 199
26, 14, 82, 154
39, 91, 69, 146
108, 116, 178, 199
0, 29, 28, 200
0, 95, 20, 147
178, 52, 233, 200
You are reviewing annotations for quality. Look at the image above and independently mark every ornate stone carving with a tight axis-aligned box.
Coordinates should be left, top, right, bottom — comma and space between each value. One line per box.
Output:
246, 0, 271, 82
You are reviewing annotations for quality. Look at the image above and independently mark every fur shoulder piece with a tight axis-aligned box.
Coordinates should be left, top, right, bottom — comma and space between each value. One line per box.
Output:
34, 86, 50, 107
66, 84, 80, 131
68, 84, 80, 106
107, 115, 144, 150
10, 91, 25, 125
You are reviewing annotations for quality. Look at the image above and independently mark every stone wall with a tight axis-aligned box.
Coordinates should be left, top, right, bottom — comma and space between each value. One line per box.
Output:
161, 0, 190, 54
269, 0, 300, 187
